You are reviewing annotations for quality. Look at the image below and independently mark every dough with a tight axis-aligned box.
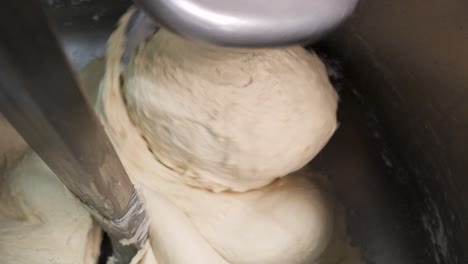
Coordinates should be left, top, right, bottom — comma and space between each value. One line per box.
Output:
136, 170, 333, 264
169, 169, 333, 264
0, 153, 101, 264
120, 16, 338, 192
97, 9, 335, 264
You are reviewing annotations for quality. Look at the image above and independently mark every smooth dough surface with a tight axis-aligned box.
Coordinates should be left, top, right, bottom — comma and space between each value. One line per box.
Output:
120, 17, 338, 193
97, 9, 335, 264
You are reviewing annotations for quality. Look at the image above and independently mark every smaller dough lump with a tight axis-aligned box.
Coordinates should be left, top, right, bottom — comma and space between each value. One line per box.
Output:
0, 154, 101, 264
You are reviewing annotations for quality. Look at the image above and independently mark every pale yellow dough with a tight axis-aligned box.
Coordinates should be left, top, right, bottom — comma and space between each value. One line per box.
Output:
121, 17, 338, 193
0, 117, 101, 264
96, 8, 337, 264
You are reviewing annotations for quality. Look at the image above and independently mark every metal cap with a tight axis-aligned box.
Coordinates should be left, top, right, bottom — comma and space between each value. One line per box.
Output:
134, 0, 359, 47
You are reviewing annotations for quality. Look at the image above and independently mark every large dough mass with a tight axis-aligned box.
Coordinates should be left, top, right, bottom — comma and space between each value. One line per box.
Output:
121, 20, 338, 192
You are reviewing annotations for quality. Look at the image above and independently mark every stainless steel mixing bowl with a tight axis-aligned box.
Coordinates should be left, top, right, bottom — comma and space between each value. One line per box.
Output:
42, 1, 467, 263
